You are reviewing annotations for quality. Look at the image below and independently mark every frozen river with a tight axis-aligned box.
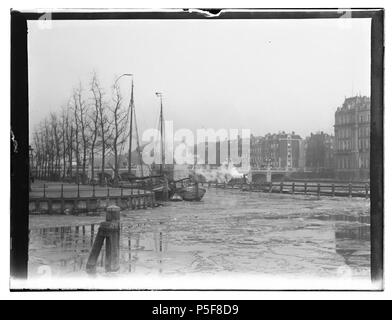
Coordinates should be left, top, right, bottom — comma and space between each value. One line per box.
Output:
28, 188, 370, 281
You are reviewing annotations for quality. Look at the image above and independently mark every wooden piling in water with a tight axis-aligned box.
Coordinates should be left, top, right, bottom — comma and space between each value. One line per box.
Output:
86, 227, 106, 274
365, 184, 369, 199
317, 183, 321, 199
332, 184, 335, 197
86, 205, 121, 274
349, 183, 352, 198
292, 182, 295, 194
104, 222, 120, 271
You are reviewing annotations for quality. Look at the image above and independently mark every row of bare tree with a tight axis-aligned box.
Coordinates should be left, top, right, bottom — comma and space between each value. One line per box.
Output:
32, 73, 131, 184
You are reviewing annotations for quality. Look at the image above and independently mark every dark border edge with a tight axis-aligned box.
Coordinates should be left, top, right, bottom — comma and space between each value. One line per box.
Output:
9, 8, 385, 291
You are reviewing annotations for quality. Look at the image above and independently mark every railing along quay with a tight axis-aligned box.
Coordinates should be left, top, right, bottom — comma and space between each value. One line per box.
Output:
201, 181, 370, 199
29, 182, 156, 215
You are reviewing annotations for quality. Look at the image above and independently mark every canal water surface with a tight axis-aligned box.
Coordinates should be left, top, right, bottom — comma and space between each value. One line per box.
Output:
29, 188, 370, 280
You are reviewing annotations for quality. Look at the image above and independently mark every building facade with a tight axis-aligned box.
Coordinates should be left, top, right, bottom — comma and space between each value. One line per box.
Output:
305, 132, 334, 171
334, 96, 370, 180
250, 132, 304, 170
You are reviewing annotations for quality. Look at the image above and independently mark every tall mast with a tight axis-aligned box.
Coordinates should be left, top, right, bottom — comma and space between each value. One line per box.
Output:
128, 77, 134, 175
156, 92, 164, 175
160, 94, 164, 174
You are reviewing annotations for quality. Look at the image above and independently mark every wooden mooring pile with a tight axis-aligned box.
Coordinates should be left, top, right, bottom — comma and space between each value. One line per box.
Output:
86, 205, 121, 273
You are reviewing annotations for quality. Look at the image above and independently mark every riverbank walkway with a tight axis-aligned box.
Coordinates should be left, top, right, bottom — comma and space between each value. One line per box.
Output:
29, 181, 155, 215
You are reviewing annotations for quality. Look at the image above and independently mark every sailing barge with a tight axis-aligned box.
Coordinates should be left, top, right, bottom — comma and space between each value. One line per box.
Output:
117, 78, 206, 202
176, 185, 206, 201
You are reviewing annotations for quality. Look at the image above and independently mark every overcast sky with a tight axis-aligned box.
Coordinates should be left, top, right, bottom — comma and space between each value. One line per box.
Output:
28, 18, 371, 139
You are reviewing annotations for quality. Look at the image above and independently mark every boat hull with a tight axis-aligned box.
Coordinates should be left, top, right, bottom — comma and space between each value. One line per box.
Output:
177, 186, 206, 201
153, 187, 175, 201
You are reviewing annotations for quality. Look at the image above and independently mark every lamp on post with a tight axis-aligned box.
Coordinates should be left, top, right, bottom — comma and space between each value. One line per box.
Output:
114, 73, 134, 176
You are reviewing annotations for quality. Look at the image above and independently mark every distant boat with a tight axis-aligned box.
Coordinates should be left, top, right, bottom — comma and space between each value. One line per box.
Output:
177, 185, 206, 201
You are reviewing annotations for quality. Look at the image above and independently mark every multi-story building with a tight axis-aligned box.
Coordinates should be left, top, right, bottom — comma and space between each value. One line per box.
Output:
250, 132, 304, 170
250, 135, 264, 168
334, 95, 370, 180
305, 132, 334, 171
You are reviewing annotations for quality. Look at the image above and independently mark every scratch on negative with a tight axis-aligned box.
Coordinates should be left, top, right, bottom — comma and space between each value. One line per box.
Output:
11, 129, 18, 153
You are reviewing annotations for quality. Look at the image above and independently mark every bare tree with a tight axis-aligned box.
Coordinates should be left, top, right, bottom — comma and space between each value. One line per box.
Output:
44, 119, 55, 179
72, 91, 81, 182
67, 104, 75, 179
33, 126, 44, 179
108, 81, 130, 185
74, 84, 90, 183
30, 72, 136, 185
94, 78, 112, 185
60, 108, 67, 179
39, 122, 48, 179
71, 85, 90, 183
89, 73, 104, 183
60, 105, 73, 179
49, 112, 61, 179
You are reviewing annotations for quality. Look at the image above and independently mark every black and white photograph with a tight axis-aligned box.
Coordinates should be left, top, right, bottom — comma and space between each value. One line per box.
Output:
9, 8, 385, 294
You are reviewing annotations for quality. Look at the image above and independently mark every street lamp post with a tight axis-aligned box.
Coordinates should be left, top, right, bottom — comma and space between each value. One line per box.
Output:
114, 74, 134, 176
